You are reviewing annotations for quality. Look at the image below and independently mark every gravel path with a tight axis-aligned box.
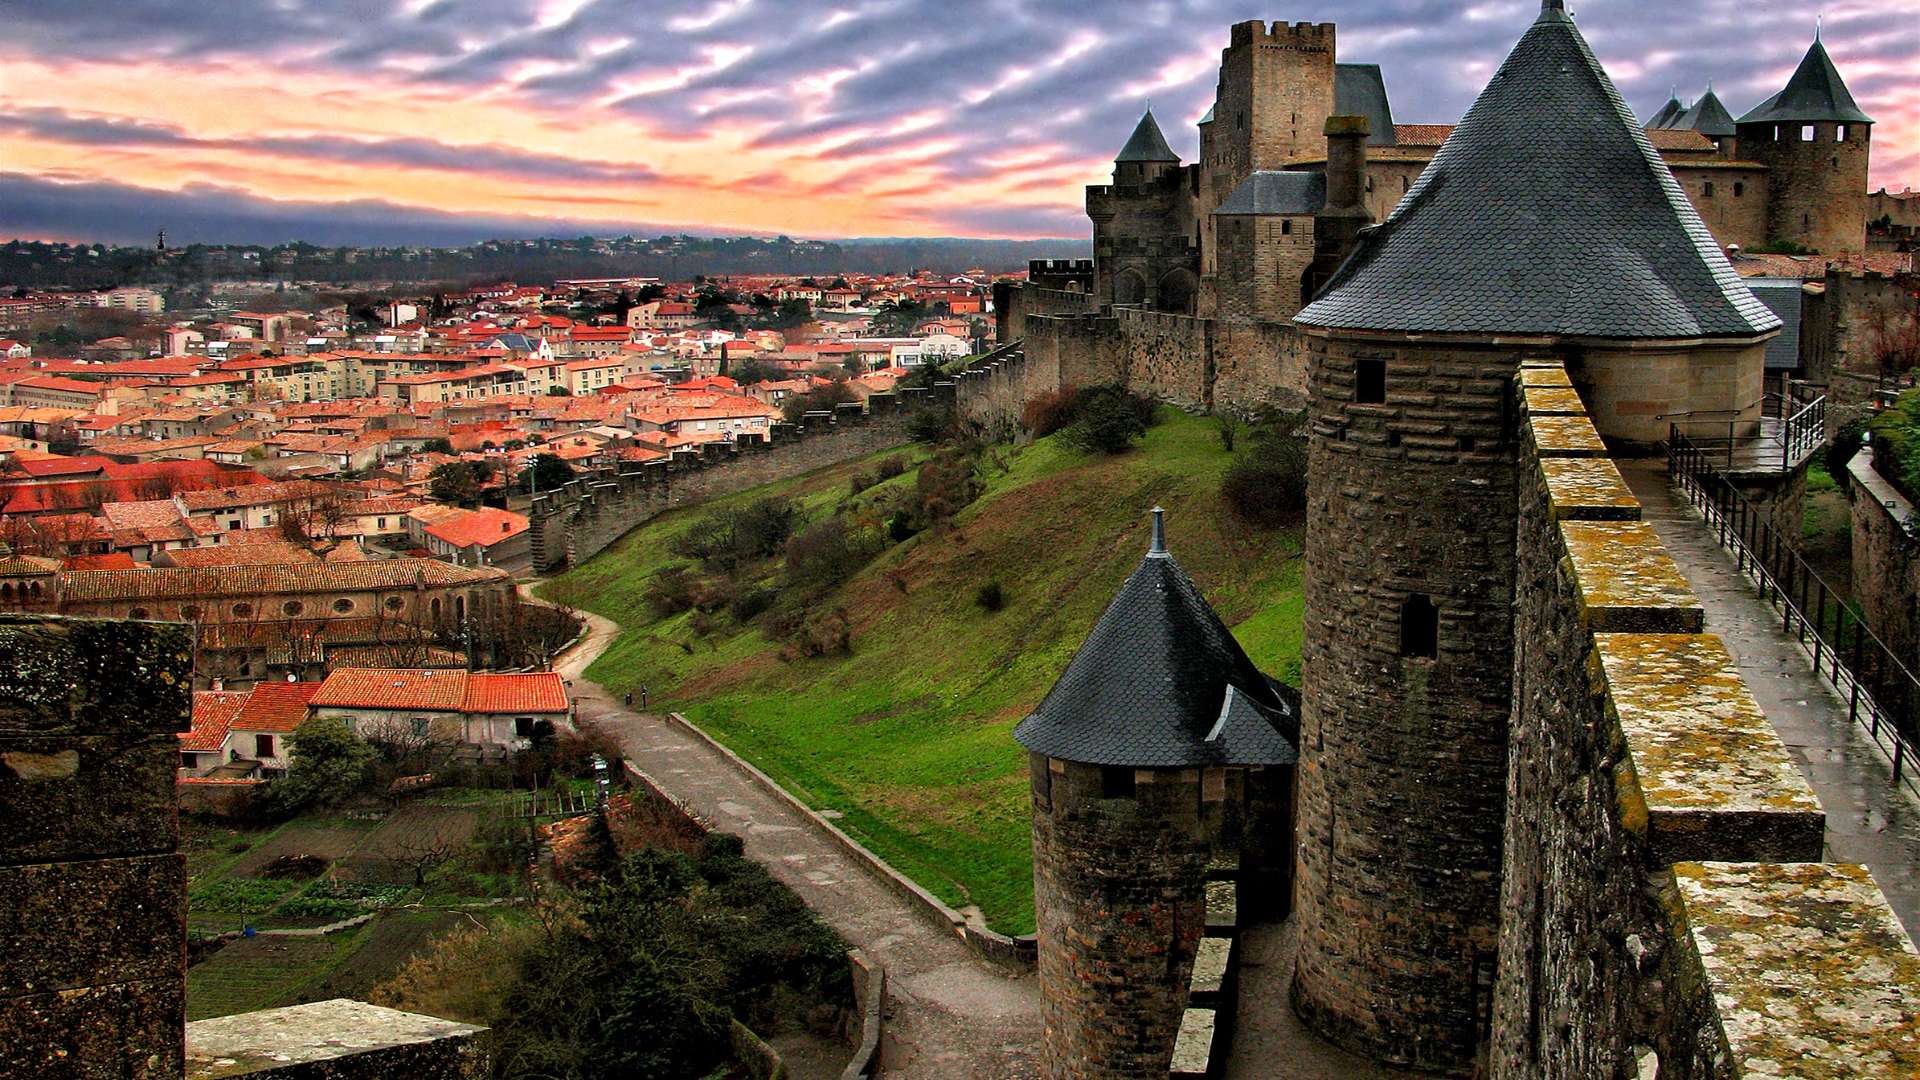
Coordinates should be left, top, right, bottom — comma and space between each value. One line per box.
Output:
548, 602, 1041, 1078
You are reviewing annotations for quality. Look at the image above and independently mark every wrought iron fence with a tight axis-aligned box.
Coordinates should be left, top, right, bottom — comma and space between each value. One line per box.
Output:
1781, 395, 1828, 469
1668, 433, 1920, 795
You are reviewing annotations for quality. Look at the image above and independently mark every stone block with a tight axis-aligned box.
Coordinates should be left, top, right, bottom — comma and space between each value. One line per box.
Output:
185, 999, 488, 1078
1188, 936, 1232, 1006
1538, 458, 1641, 521
1558, 521, 1704, 632
0, 617, 192, 737
0, 977, 184, 1079
0, 853, 184, 995
1595, 634, 1825, 863
1168, 1008, 1216, 1080
1528, 415, 1608, 458
1673, 862, 1920, 1077
0, 734, 181, 863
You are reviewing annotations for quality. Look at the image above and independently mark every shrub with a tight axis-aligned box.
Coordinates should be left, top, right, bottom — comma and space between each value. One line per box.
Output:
1021, 385, 1082, 437
257, 716, 376, 818
975, 581, 1006, 613
886, 510, 918, 542
906, 405, 955, 443
728, 585, 779, 622
915, 445, 983, 526
1869, 389, 1920, 501
1061, 386, 1157, 454
876, 455, 909, 480
670, 496, 799, 572
1826, 415, 1868, 487
848, 470, 878, 496
643, 565, 701, 617
782, 608, 853, 659
785, 516, 883, 592
1221, 408, 1311, 528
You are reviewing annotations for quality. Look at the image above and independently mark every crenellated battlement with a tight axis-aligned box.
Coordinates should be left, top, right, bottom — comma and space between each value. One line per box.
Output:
1227, 19, 1334, 49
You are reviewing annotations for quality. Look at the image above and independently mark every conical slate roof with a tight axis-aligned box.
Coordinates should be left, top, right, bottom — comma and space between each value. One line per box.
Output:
1295, 0, 1780, 339
1013, 510, 1298, 768
1646, 93, 1685, 128
1738, 37, 1872, 125
1116, 110, 1179, 163
1673, 88, 1737, 137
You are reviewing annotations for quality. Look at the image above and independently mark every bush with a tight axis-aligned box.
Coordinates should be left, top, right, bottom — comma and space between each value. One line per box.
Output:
785, 516, 883, 592
1869, 389, 1920, 500
671, 496, 799, 572
1827, 415, 1868, 488
643, 565, 701, 617
915, 445, 983, 526
848, 470, 878, 496
886, 510, 918, 542
728, 585, 780, 622
1061, 386, 1156, 454
1021, 385, 1082, 437
1221, 408, 1311, 528
906, 406, 955, 443
975, 581, 1006, 613
782, 608, 854, 659
876, 455, 909, 480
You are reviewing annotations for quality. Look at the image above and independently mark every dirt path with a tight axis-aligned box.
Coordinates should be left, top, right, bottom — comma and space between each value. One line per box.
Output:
545, 597, 1041, 1078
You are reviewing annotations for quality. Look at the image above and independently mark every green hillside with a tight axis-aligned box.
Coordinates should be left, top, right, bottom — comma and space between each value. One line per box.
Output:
539, 410, 1305, 933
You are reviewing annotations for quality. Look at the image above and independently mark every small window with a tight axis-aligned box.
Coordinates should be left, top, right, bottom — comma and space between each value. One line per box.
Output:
283, 601, 304, 617
1401, 176, 1410, 192
410, 717, 429, 737
333, 598, 354, 614
1101, 766, 1136, 799
384, 595, 405, 611
514, 716, 536, 738
182, 605, 201, 620
1400, 594, 1439, 659
1281, 219, 1292, 236
129, 607, 149, 620
1703, 182, 1714, 198
1733, 182, 1744, 197
1365, 176, 1374, 193
1800, 125, 1816, 142
232, 602, 254, 620
256, 733, 275, 758
1355, 359, 1386, 404
1836, 124, 1849, 142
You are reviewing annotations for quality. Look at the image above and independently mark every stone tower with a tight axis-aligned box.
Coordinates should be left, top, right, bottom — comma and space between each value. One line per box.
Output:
1287, 1, 1780, 1072
1088, 110, 1200, 312
1735, 32, 1872, 255
1016, 509, 1296, 1080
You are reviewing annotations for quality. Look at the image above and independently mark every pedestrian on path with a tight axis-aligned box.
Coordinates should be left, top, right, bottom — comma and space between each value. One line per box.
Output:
623, 690, 633, 709
639, 685, 648, 708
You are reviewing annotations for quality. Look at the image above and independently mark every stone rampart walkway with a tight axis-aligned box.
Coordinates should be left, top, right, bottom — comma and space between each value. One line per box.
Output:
549, 604, 1041, 1078
1621, 461, 1920, 935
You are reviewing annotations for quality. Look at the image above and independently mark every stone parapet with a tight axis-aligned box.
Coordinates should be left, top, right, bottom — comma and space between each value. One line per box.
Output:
1492, 359, 1920, 1079
184, 999, 487, 1078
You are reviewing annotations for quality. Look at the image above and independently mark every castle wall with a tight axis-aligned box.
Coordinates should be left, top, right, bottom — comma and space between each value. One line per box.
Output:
1810, 266, 1920, 383
1028, 755, 1213, 1079
1213, 214, 1315, 321
1291, 331, 1520, 1072
0, 616, 192, 1079
1489, 364, 1920, 1078
1741, 120, 1870, 255
1669, 164, 1770, 252
530, 396, 931, 573
1848, 446, 1920, 674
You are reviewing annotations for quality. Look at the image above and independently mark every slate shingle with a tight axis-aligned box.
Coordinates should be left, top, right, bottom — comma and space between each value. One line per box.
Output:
1013, 512, 1298, 768
1116, 110, 1179, 163
1295, 1, 1781, 340
1215, 172, 1326, 217
1738, 38, 1873, 126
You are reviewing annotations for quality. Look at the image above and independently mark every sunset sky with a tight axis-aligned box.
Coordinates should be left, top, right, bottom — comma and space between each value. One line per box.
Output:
1, 0, 1914, 245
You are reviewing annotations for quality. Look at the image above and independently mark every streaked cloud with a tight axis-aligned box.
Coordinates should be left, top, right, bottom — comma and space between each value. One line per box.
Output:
0, 0, 1910, 244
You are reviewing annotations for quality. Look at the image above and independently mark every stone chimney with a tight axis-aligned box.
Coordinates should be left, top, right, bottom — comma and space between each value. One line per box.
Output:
1307, 115, 1375, 302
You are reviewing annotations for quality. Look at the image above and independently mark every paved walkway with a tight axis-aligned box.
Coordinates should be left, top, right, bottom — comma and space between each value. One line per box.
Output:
548, 604, 1041, 1079
1621, 461, 1920, 935
1225, 918, 1415, 1079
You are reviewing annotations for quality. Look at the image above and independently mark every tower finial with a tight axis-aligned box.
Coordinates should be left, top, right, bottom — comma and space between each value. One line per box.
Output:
1815, 13, 1822, 41
1148, 506, 1168, 557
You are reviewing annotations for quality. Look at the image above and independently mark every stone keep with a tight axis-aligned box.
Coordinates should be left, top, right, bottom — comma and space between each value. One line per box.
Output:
1288, 1, 1782, 1072
1735, 33, 1873, 256
1016, 510, 1296, 1079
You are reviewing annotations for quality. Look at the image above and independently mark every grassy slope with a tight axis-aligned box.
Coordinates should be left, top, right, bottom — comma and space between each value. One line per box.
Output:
541, 411, 1305, 933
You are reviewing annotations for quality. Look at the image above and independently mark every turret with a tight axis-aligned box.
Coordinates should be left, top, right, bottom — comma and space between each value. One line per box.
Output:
1018, 508, 1296, 1080
1114, 109, 1180, 187
1735, 30, 1873, 253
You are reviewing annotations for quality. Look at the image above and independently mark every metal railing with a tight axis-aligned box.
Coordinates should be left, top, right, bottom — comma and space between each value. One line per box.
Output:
1665, 393, 1827, 472
1780, 394, 1828, 469
1669, 433, 1920, 795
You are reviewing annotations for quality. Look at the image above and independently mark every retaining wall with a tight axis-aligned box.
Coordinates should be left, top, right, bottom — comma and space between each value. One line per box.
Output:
1849, 446, 1920, 674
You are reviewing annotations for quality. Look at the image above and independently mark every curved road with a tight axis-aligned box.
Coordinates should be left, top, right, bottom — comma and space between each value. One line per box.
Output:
548, 603, 1041, 1078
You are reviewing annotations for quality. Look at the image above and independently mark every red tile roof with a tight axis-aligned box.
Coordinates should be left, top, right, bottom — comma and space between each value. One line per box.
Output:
424, 507, 529, 550
183, 691, 248, 751
310, 668, 568, 714
230, 681, 324, 734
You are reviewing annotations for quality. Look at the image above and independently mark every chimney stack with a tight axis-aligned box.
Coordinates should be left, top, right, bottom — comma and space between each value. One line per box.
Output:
1308, 115, 1376, 302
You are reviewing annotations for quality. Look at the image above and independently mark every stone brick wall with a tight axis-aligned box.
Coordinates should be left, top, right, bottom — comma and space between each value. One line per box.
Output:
1490, 363, 1919, 1079
1565, 337, 1767, 450
1213, 214, 1314, 321
0, 615, 193, 1080
1668, 164, 1770, 252
955, 342, 1059, 440
1809, 267, 1920, 384
1848, 446, 1920, 672
1028, 755, 1213, 1079
1291, 331, 1520, 1073
529, 393, 934, 573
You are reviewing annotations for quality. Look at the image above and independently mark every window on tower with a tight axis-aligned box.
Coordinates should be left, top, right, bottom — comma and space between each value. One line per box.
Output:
1800, 125, 1816, 142
1704, 182, 1715, 198
1399, 594, 1439, 659
1101, 766, 1136, 799
1355, 358, 1386, 404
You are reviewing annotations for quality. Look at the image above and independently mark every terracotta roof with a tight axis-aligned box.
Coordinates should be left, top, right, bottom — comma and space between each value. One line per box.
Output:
424, 507, 529, 549
59, 557, 506, 602
183, 691, 248, 751
310, 668, 568, 714
230, 681, 324, 733
63, 551, 136, 570
162, 542, 320, 568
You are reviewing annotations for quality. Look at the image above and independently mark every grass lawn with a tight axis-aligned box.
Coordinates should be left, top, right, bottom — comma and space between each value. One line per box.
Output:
540, 410, 1306, 933
1803, 462, 1854, 601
